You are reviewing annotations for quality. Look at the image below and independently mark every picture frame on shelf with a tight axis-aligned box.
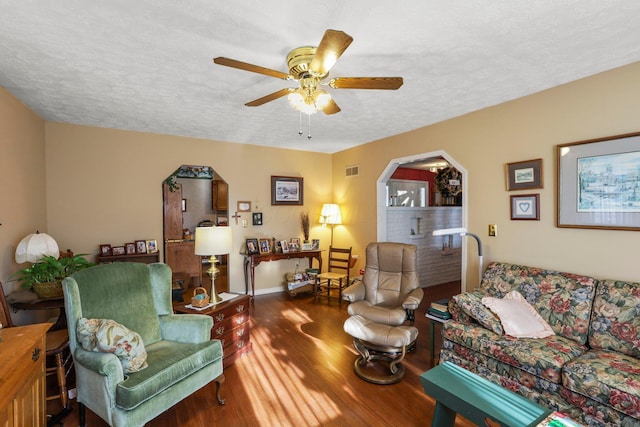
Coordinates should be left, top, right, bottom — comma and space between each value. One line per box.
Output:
280, 240, 289, 253
258, 238, 271, 254
271, 176, 304, 206
99, 244, 112, 256
111, 246, 126, 256
505, 158, 543, 191
125, 242, 136, 255
253, 212, 263, 226
245, 238, 259, 255
135, 240, 147, 254
510, 194, 540, 220
557, 132, 640, 230
237, 201, 251, 212
290, 238, 300, 252
146, 239, 158, 253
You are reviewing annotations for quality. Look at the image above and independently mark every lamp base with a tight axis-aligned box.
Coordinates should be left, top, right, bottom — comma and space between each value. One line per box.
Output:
208, 255, 223, 304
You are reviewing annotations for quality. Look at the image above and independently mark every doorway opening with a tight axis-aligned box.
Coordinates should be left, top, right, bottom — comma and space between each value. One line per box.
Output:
377, 150, 469, 290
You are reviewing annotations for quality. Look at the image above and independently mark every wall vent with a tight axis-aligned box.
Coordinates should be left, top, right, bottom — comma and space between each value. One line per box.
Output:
345, 165, 359, 177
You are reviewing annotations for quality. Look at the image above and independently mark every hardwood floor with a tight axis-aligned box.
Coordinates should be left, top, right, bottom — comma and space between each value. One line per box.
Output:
51, 282, 474, 426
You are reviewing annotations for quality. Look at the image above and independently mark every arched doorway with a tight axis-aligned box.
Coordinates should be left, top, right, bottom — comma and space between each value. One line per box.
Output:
377, 150, 469, 291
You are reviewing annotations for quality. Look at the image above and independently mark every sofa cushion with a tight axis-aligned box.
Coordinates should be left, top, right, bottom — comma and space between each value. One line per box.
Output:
453, 291, 503, 335
479, 262, 597, 345
482, 291, 554, 339
115, 339, 223, 410
589, 279, 640, 358
442, 320, 586, 384
563, 349, 640, 420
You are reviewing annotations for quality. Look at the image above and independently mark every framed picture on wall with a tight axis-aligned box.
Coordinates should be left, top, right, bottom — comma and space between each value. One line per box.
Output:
510, 194, 540, 220
253, 212, 263, 226
271, 176, 303, 205
505, 158, 543, 191
557, 132, 640, 230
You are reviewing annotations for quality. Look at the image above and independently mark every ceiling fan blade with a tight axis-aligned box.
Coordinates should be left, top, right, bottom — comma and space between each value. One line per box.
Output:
245, 88, 293, 106
322, 98, 341, 115
329, 77, 404, 90
213, 57, 291, 80
309, 30, 353, 76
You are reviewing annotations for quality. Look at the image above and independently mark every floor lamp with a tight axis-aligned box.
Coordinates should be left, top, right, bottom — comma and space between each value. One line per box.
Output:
319, 203, 342, 247
195, 226, 232, 304
432, 227, 483, 286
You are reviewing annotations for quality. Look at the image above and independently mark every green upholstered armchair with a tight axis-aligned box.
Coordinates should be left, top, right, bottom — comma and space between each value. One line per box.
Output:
63, 262, 225, 427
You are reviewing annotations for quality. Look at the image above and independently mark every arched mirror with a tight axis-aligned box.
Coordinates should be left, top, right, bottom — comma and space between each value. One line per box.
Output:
162, 165, 229, 298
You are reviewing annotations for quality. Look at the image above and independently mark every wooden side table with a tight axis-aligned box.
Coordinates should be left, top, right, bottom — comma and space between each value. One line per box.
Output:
174, 294, 252, 368
425, 312, 449, 368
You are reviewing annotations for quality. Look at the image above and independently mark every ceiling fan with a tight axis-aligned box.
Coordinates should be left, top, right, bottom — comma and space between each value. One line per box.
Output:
213, 29, 403, 116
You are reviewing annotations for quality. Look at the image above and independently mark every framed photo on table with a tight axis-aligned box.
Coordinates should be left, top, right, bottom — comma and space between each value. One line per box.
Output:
258, 238, 271, 254
505, 159, 543, 191
557, 132, 640, 230
245, 238, 259, 255
271, 176, 303, 206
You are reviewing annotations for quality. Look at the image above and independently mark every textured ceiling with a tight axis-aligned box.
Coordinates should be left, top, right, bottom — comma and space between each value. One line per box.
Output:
1, 1, 640, 153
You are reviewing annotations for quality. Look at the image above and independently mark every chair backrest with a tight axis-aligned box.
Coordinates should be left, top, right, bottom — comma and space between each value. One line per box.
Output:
362, 242, 418, 307
0, 282, 15, 328
326, 246, 352, 279
63, 262, 172, 353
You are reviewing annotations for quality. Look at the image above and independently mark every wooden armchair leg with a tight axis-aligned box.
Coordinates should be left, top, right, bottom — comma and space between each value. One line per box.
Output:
215, 374, 226, 405
78, 402, 86, 427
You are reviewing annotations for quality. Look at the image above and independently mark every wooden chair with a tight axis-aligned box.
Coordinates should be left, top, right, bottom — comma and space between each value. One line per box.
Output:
315, 247, 352, 303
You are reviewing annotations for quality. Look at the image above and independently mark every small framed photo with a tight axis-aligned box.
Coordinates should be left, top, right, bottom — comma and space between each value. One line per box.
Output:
217, 216, 228, 226
99, 244, 112, 256
505, 158, 543, 191
280, 240, 289, 253
510, 194, 540, 220
135, 240, 147, 254
311, 239, 320, 250
237, 201, 252, 212
258, 238, 271, 254
253, 212, 263, 226
271, 176, 304, 206
125, 242, 136, 255
146, 239, 158, 253
245, 238, 259, 255
181, 199, 187, 212
290, 238, 300, 252
111, 246, 126, 256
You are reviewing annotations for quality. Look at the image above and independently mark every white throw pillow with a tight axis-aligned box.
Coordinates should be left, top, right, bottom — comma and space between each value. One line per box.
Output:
481, 290, 554, 338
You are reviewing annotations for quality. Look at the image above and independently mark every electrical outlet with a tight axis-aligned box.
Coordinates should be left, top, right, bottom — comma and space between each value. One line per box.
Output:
488, 224, 497, 237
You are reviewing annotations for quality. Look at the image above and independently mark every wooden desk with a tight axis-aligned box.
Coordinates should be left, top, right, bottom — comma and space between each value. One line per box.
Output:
243, 250, 322, 299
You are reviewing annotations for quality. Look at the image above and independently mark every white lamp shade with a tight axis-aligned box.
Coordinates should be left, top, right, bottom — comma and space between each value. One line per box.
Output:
194, 226, 232, 256
15, 232, 59, 263
320, 203, 342, 225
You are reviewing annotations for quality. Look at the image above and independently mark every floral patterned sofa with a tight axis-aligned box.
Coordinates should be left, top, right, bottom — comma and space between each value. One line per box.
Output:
440, 262, 640, 427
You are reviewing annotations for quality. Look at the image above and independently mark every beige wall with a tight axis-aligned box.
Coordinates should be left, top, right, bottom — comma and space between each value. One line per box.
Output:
333, 61, 640, 288
44, 124, 333, 294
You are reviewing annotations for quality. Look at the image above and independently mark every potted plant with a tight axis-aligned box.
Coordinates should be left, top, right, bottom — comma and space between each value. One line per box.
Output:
11, 254, 95, 299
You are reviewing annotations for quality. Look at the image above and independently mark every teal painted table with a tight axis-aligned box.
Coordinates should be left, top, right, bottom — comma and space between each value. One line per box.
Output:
421, 362, 551, 427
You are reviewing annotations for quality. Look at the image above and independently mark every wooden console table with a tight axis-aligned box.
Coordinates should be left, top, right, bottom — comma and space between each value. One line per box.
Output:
243, 250, 322, 299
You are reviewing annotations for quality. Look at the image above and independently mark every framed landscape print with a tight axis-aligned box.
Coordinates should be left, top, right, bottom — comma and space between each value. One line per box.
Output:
557, 132, 640, 230
271, 176, 303, 205
505, 158, 543, 191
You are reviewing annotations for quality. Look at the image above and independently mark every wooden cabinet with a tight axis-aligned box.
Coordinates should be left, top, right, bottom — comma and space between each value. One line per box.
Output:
174, 295, 251, 368
0, 323, 50, 427
212, 180, 228, 211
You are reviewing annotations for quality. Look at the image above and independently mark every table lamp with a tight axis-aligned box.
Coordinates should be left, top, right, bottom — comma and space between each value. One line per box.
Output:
195, 226, 232, 304
15, 231, 59, 263
432, 227, 483, 286
319, 203, 342, 247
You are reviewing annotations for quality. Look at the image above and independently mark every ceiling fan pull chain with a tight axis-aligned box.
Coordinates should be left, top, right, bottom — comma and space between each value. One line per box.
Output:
298, 112, 303, 136
308, 113, 312, 140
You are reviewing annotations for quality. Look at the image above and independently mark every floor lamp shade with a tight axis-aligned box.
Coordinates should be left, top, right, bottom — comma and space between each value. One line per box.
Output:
319, 203, 342, 225
194, 226, 232, 256
15, 231, 59, 263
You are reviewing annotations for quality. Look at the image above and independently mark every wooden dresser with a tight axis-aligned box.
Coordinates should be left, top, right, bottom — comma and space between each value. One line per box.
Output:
174, 294, 251, 367
0, 323, 51, 427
